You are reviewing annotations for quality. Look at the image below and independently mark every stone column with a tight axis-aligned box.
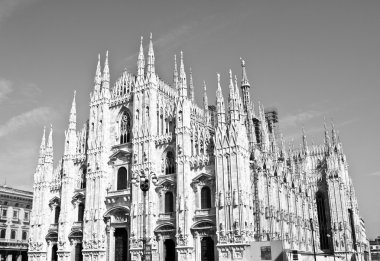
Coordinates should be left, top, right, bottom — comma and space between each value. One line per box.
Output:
194, 232, 200, 261
70, 241, 77, 261
109, 227, 115, 261
47, 241, 52, 261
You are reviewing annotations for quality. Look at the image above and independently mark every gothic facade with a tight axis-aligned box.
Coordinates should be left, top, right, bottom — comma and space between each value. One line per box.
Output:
28, 34, 368, 261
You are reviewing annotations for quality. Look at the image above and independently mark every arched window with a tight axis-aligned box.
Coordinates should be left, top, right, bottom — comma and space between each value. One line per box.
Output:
165, 151, 175, 175
117, 167, 128, 190
120, 111, 131, 144
10, 230, 16, 239
316, 192, 329, 249
22, 231, 27, 240
54, 206, 60, 224
165, 192, 174, 213
201, 186, 212, 209
0, 229, 5, 239
80, 167, 86, 189
78, 203, 84, 222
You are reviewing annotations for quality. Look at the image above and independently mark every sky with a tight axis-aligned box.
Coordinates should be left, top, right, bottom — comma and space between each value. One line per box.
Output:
0, 0, 379, 238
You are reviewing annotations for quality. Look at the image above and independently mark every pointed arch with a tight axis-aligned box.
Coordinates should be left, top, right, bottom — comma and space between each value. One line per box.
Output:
117, 167, 128, 190
201, 186, 212, 209
165, 191, 174, 213
164, 150, 175, 175
119, 109, 132, 144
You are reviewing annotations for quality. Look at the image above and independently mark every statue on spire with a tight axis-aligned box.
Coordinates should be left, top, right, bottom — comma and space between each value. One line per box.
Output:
240, 57, 251, 111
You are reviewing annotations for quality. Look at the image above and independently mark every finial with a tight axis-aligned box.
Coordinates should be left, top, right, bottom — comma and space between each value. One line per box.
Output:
137, 36, 145, 79
40, 126, 46, 150
94, 53, 102, 85
147, 33, 155, 77
47, 124, 53, 147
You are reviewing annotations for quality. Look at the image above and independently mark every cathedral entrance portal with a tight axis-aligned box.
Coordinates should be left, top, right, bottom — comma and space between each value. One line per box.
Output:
201, 237, 215, 261
164, 239, 175, 261
115, 228, 128, 261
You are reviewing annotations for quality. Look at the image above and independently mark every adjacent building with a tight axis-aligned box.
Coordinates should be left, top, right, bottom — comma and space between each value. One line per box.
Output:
370, 237, 380, 261
28, 34, 368, 261
0, 185, 33, 261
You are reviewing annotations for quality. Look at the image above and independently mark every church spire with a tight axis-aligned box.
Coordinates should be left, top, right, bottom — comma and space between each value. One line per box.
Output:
137, 36, 145, 80
102, 50, 110, 88
69, 91, 76, 131
44, 125, 53, 164
240, 58, 251, 110
302, 127, 309, 155
324, 119, 330, 145
147, 32, 156, 78
189, 67, 194, 101
331, 121, 337, 144
94, 54, 102, 93
216, 73, 225, 125
173, 54, 179, 90
203, 81, 208, 110
179, 51, 187, 97
38, 126, 46, 165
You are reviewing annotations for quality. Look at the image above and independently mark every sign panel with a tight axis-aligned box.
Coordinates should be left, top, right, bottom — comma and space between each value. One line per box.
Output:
261, 246, 272, 260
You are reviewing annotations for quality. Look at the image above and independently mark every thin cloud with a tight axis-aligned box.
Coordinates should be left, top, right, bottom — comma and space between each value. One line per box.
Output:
281, 110, 323, 128
368, 171, 380, 176
0, 78, 13, 103
0, 107, 56, 138
0, 0, 40, 24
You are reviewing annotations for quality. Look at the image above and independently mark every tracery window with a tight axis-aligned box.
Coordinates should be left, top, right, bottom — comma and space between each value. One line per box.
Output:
120, 111, 131, 144
165, 151, 175, 175
165, 192, 174, 213
201, 186, 212, 209
117, 167, 128, 190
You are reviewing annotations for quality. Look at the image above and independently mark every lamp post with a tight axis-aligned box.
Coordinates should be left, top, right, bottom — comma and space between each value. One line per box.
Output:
310, 218, 317, 261
131, 172, 158, 261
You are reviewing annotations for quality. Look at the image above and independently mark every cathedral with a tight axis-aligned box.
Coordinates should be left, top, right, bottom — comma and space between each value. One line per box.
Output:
28, 34, 369, 261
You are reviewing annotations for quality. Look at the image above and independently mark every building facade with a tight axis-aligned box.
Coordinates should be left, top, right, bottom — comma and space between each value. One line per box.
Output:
28, 35, 368, 261
0, 185, 33, 261
370, 237, 380, 261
